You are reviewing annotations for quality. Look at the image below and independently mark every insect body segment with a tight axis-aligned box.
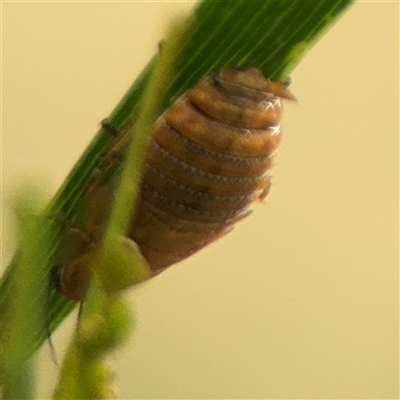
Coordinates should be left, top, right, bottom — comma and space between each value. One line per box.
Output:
55, 67, 293, 300
130, 67, 291, 272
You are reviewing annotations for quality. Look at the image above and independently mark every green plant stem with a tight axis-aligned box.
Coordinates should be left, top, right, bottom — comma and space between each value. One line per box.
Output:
52, 21, 191, 398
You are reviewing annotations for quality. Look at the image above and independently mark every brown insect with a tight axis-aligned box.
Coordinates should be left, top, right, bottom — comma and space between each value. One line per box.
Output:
53, 66, 295, 301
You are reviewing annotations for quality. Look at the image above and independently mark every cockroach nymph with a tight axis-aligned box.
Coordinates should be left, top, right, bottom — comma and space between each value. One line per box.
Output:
53, 66, 295, 301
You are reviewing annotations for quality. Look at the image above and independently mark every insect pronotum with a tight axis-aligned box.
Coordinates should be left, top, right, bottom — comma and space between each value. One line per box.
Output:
53, 66, 295, 301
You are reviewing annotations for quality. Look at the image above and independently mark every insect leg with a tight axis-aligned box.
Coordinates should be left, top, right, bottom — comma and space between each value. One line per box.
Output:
101, 118, 120, 137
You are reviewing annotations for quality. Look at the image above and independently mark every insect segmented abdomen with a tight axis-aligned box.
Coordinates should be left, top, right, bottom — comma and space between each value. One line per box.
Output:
54, 67, 293, 300
129, 66, 292, 273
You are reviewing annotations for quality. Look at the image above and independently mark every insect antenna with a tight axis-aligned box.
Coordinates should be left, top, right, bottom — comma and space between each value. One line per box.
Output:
45, 267, 61, 366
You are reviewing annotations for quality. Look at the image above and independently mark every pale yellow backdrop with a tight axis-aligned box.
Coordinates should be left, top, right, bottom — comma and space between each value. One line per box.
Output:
2, 1, 398, 399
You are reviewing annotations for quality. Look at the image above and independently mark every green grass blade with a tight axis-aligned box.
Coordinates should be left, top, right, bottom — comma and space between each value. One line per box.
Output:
0, 0, 354, 371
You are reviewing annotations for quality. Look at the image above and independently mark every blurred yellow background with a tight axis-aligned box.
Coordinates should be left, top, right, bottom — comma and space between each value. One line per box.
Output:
2, 1, 398, 399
